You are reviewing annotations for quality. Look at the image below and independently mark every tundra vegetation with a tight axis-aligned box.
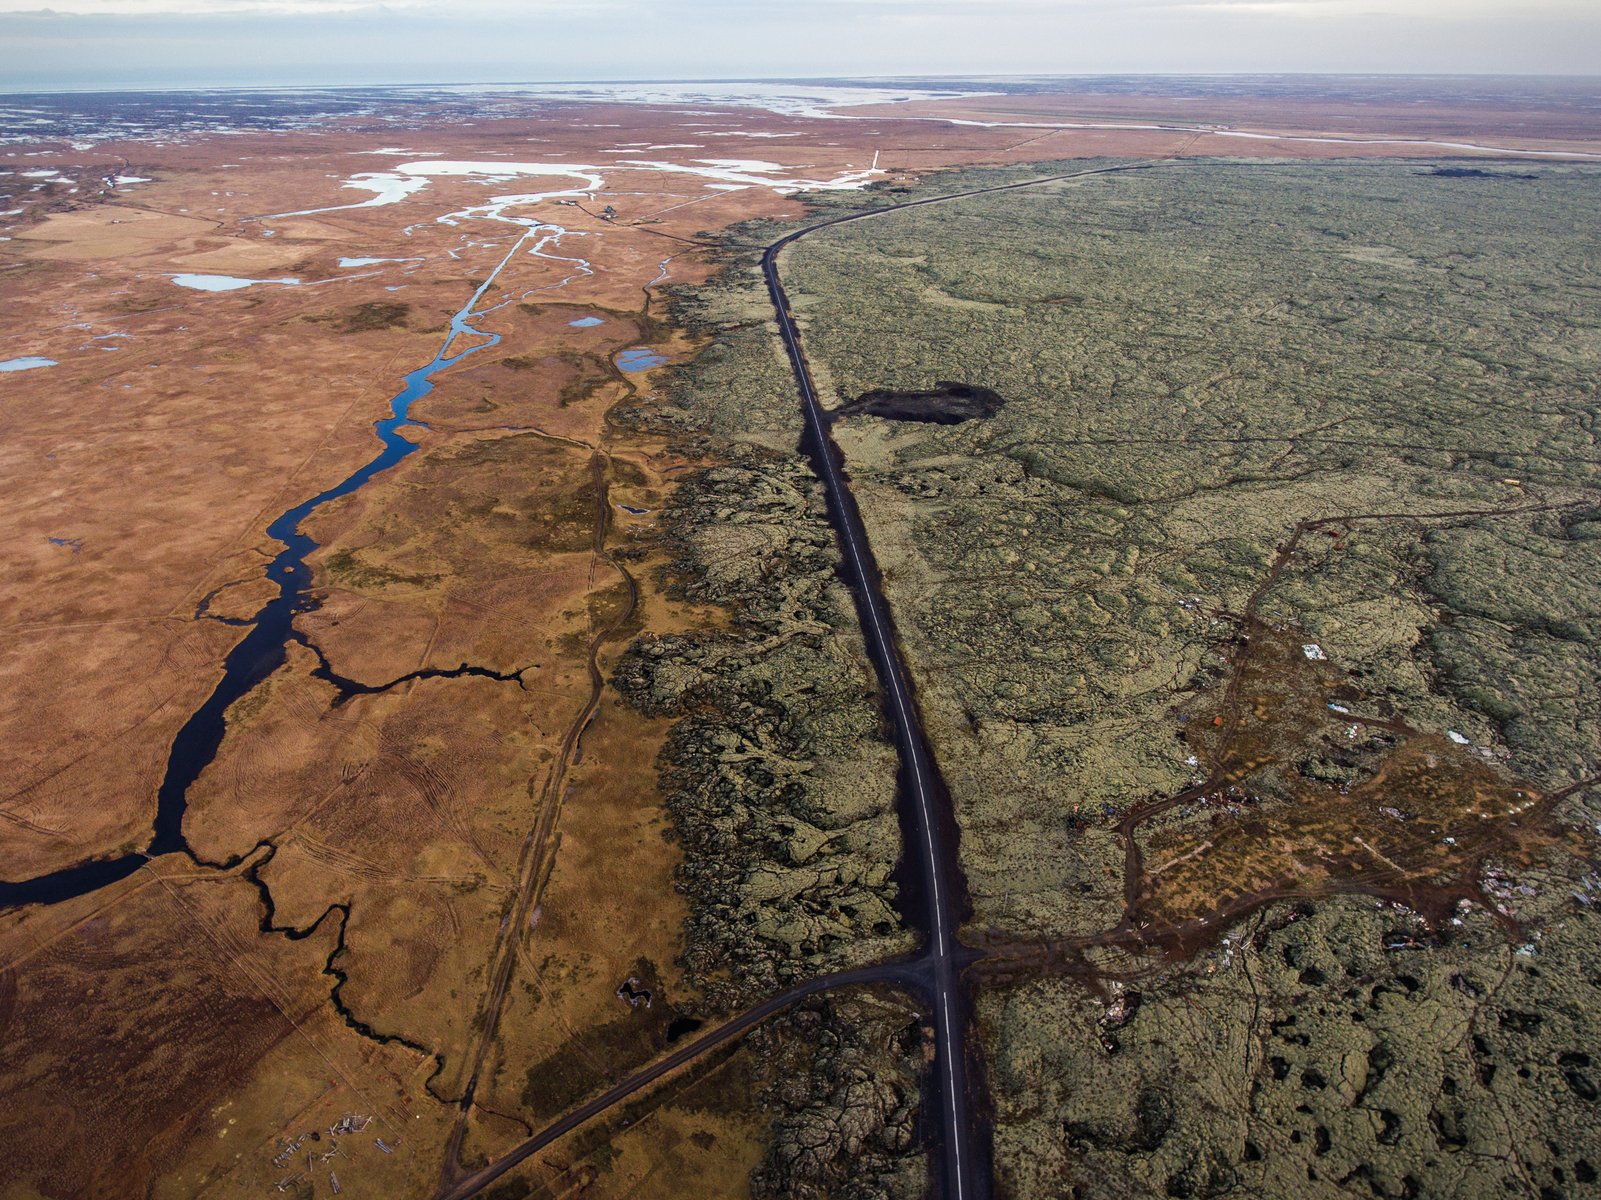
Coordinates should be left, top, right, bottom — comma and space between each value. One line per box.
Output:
640, 159, 1601, 1198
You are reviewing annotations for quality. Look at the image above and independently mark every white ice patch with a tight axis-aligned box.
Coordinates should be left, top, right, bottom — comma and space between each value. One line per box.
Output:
387, 164, 603, 228
619, 159, 882, 194
262, 172, 429, 219
1447, 730, 1471, 745
397, 160, 599, 182
171, 274, 299, 292
1302, 643, 1327, 661
338, 256, 423, 267
270, 149, 882, 235
694, 158, 786, 173
418, 81, 986, 120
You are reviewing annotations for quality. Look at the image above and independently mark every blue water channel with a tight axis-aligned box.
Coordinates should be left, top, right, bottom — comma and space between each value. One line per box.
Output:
0, 235, 535, 907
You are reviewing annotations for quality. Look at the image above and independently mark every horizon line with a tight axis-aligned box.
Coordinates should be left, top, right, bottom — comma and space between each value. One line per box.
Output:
5, 69, 1601, 97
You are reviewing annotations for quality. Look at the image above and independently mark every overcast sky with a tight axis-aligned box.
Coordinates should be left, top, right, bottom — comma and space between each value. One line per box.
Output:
1, 0, 1597, 91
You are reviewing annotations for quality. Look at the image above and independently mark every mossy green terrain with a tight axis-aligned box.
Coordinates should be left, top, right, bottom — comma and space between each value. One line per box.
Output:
767, 160, 1601, 1197
614, 451, 909, 1004
610, 196, 928, 1196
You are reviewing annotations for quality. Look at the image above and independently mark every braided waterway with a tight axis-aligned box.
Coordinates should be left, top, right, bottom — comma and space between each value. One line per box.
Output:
0, 225, 582, 907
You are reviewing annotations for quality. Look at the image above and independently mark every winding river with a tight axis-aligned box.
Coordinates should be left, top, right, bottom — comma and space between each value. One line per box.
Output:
0, 225, 578, 908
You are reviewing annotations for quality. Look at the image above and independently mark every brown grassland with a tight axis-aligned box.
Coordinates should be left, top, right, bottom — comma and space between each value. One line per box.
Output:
3, 83, 1599, 1200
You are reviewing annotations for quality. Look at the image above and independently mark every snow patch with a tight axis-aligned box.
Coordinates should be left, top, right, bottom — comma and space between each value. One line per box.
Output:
338, 255, 422, 267
171, 273, 299, 292
263, 172, 429, 219
620, 158, 882, 194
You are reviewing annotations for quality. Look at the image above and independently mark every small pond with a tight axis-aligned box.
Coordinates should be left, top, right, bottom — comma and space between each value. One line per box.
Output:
615, 346, 671, 372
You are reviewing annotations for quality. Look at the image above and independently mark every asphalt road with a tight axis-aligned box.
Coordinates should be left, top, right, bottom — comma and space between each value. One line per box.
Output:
764, 217, 979, 1200
443, 160, 1155, 1200
759, 160, 1154, 1200
762, 239, 982, 1200
435, 960, 918, 1200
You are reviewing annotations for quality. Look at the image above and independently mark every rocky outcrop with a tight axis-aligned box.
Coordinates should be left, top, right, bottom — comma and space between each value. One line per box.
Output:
750, 995, 925, 1200
614, 453, 906, 1009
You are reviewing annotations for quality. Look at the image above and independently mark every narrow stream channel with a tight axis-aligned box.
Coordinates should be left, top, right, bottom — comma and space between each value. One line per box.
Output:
0, 227, 563, 908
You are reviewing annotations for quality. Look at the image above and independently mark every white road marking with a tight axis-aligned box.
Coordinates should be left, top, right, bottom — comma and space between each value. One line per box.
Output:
776, 273, 966, 1197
